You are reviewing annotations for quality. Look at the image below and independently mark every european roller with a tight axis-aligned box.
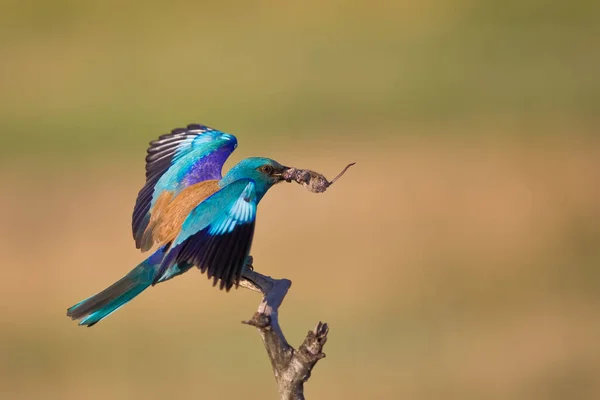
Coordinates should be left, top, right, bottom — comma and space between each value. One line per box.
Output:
67, 124, 292, 327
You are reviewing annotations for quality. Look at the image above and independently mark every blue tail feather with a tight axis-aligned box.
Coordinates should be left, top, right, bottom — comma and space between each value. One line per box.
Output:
67, 248, 170, 327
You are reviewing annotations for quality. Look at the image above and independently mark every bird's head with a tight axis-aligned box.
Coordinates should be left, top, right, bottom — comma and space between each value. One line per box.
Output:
221, 157, 290, 200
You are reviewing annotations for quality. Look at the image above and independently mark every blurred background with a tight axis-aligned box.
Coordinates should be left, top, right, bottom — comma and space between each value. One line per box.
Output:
1, 1, 599, 399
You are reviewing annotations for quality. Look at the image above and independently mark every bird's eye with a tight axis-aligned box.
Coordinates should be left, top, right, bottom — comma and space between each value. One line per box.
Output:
260, 165, 274, 175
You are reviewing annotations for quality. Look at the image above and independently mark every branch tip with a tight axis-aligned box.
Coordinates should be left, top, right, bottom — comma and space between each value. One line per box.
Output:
242, 312, 271, 329
314, 321, 329, 338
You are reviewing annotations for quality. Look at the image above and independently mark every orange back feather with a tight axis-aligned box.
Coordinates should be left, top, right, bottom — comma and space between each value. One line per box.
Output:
140, 180, 220, 251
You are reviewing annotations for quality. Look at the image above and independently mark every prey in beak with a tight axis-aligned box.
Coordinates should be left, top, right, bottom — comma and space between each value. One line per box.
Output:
281, 163, 355, 193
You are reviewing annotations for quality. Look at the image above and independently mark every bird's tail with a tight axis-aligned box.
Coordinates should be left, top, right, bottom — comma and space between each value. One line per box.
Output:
66, 249, 165, 327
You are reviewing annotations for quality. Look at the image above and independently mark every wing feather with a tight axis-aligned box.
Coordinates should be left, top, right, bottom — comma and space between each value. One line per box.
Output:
132, 123, 237, 249
155, 180, 256, 290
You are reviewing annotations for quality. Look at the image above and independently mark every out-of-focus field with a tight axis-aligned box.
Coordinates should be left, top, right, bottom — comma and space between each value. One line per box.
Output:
1, 1, 600, 399
2, 137, 600, 399
1, 0, 599, 161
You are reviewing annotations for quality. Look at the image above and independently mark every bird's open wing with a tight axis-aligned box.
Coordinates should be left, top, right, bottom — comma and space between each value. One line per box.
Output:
154, 179, 256, 290
132, 124, 237, 249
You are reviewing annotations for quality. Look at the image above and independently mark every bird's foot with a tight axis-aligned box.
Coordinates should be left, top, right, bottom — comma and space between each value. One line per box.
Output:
244, 255, 254, 271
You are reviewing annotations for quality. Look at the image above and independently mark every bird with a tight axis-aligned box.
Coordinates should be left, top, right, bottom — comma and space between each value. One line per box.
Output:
66, 123, 291, 327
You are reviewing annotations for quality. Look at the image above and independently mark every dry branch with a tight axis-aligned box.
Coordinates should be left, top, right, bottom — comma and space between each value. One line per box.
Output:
240, 261, 328, 400
233, 163, 351, 398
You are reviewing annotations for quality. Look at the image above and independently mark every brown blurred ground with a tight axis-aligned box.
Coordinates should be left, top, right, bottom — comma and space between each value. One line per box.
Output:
1, 135, 599, 399
2, 0, 600, 398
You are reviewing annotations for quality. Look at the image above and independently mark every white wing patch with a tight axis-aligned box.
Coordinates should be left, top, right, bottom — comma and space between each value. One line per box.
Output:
208, 182, 256, 235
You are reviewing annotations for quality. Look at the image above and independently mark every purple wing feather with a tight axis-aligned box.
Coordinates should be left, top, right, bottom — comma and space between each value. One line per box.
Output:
132, 124, 237, 249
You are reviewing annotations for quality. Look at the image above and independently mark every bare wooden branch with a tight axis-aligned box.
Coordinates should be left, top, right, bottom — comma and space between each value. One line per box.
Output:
240, 263, 329, 400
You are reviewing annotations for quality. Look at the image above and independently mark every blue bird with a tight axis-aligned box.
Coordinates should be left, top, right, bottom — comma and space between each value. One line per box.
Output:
67, 124, 291, 326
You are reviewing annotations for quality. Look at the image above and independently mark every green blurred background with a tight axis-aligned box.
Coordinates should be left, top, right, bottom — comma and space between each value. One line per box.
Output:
1, 1, 599, 399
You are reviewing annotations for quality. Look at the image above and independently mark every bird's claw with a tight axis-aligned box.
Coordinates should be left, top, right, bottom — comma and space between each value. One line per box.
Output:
244, 255, 254, 271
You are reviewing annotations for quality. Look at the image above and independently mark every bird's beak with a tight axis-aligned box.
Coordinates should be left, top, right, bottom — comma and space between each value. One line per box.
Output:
274, 166, 291, 182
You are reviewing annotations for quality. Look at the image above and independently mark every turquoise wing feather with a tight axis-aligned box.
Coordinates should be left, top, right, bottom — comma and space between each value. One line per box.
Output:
155, 179, 256, 290
132, 124, 237, 249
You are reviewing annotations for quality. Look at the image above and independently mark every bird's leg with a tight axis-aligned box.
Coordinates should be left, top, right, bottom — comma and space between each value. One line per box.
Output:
244, 255, 254, 271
